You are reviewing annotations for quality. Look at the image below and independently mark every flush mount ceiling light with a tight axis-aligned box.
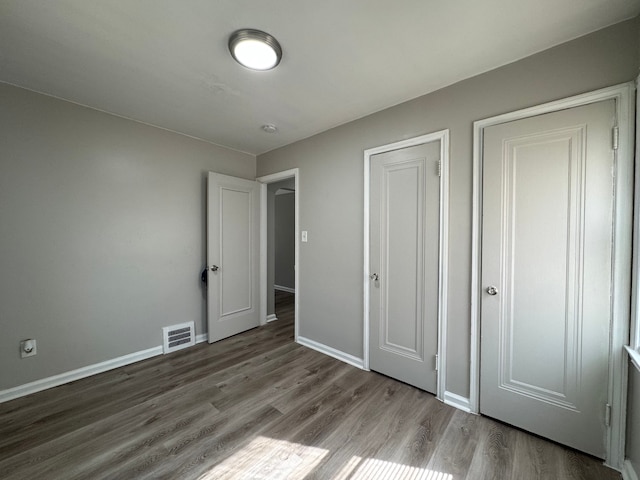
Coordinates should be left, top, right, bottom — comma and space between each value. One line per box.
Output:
229, 29, 282, 71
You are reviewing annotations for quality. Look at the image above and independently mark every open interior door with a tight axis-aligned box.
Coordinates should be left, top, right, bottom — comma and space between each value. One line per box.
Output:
207, 172, 260, 343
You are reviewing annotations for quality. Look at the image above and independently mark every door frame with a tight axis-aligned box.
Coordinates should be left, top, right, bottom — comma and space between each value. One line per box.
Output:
257, 168, 300, 341
470, 82, 635, 469
363, 130, 450, 401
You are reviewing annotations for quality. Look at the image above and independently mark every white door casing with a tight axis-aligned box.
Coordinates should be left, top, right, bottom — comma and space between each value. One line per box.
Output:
257, 168, 300, 339
471, 82, 634, 468
207, 172, 260, 343
480, 100, 615, 458
364, 130, 449, 399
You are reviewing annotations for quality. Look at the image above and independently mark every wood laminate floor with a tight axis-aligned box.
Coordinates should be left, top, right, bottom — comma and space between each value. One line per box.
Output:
0, 292, 620, 479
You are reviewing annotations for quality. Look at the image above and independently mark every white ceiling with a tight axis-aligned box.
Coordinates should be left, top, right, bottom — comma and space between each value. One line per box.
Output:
1, 1, 638, 155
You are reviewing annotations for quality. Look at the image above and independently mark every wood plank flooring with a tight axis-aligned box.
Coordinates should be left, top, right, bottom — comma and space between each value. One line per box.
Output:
0, 292, 620, 479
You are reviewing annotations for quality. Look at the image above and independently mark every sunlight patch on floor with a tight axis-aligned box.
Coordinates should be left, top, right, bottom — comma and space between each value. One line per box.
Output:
335, 456, 453, 480
196, 436, 328, 479
197, 435, 454, 480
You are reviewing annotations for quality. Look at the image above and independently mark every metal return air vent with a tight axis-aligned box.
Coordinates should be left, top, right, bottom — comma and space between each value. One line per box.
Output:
162, 321, 195, 354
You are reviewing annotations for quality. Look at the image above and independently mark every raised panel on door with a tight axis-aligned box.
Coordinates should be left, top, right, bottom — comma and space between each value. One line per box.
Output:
220, 187, 252, 316
369, 141, 440, 393
480, 100, 615, 457
207, 173, 259, 343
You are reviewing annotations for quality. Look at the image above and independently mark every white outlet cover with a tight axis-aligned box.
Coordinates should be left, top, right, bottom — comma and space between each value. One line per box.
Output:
301, 231, 308, 242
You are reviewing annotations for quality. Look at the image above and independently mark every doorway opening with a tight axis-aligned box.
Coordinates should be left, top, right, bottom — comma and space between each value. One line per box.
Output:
257, 169, 300, 342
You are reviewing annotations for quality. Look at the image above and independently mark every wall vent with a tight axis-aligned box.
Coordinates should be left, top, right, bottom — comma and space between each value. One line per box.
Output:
162, 321, 195, 354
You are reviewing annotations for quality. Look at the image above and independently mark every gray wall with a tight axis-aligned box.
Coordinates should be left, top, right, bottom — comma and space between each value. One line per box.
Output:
275, 193, 295, 290
0, 83, 255, 390
257, 18, 640, 398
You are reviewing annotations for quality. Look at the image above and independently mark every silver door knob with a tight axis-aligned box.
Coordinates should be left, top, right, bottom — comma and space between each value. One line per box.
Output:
370, 273, 379, 281
210, 265, 219, 272
486, 285, 498, 296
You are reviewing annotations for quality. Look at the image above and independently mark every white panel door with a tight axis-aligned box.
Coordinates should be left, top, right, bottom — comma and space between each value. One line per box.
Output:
369, 141, 440, 393
207, 172, 260, 343
480, 100, 615, 457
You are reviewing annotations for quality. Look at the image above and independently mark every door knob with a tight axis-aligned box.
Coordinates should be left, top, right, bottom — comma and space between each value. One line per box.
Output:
210, 265, 219, 272
370, 273, 379, 281
486, 285, 498, 296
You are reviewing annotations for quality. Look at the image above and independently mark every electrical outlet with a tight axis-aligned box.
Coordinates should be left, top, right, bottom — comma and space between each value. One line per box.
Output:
20, 339, 37, 358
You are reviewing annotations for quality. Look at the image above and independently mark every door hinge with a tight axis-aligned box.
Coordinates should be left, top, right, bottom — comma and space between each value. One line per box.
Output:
605, 403, 611, 427
612, 126, 619, 150
436, 160, 441, 177
434, 353, 439, 371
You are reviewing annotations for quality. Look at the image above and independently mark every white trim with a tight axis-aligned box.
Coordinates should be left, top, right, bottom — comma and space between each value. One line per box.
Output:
627, 346, 640, 372
625, 78, 640, 477
443, 391, 472, 413
363, 142, 371, 370
624, 460, 640, 480
630, 74, 640, 351
437, 131, 450, 403
257, 168, 300, 343
274, 285, 295, 294
0, 345, 162, 404
196, 333, 208, 344
471, 82, 635, 469
363, 129, 450, 402
259, 180, 268, 326
266, 314, 278, 323
297, 335, 365, 369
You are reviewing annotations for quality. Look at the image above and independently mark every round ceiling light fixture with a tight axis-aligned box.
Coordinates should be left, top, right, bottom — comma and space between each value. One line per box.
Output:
229, 29, 282, 71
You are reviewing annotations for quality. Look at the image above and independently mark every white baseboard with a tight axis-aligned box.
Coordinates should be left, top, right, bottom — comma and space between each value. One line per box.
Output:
266, 314, 278, 323
0, 345, 163, 404
274, 285, 295, 294
297, 336, 364, 369
196, 333, 208, 344
443, 391, 473, 413
2, 330, 213, 404
623, 459, 640, 480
